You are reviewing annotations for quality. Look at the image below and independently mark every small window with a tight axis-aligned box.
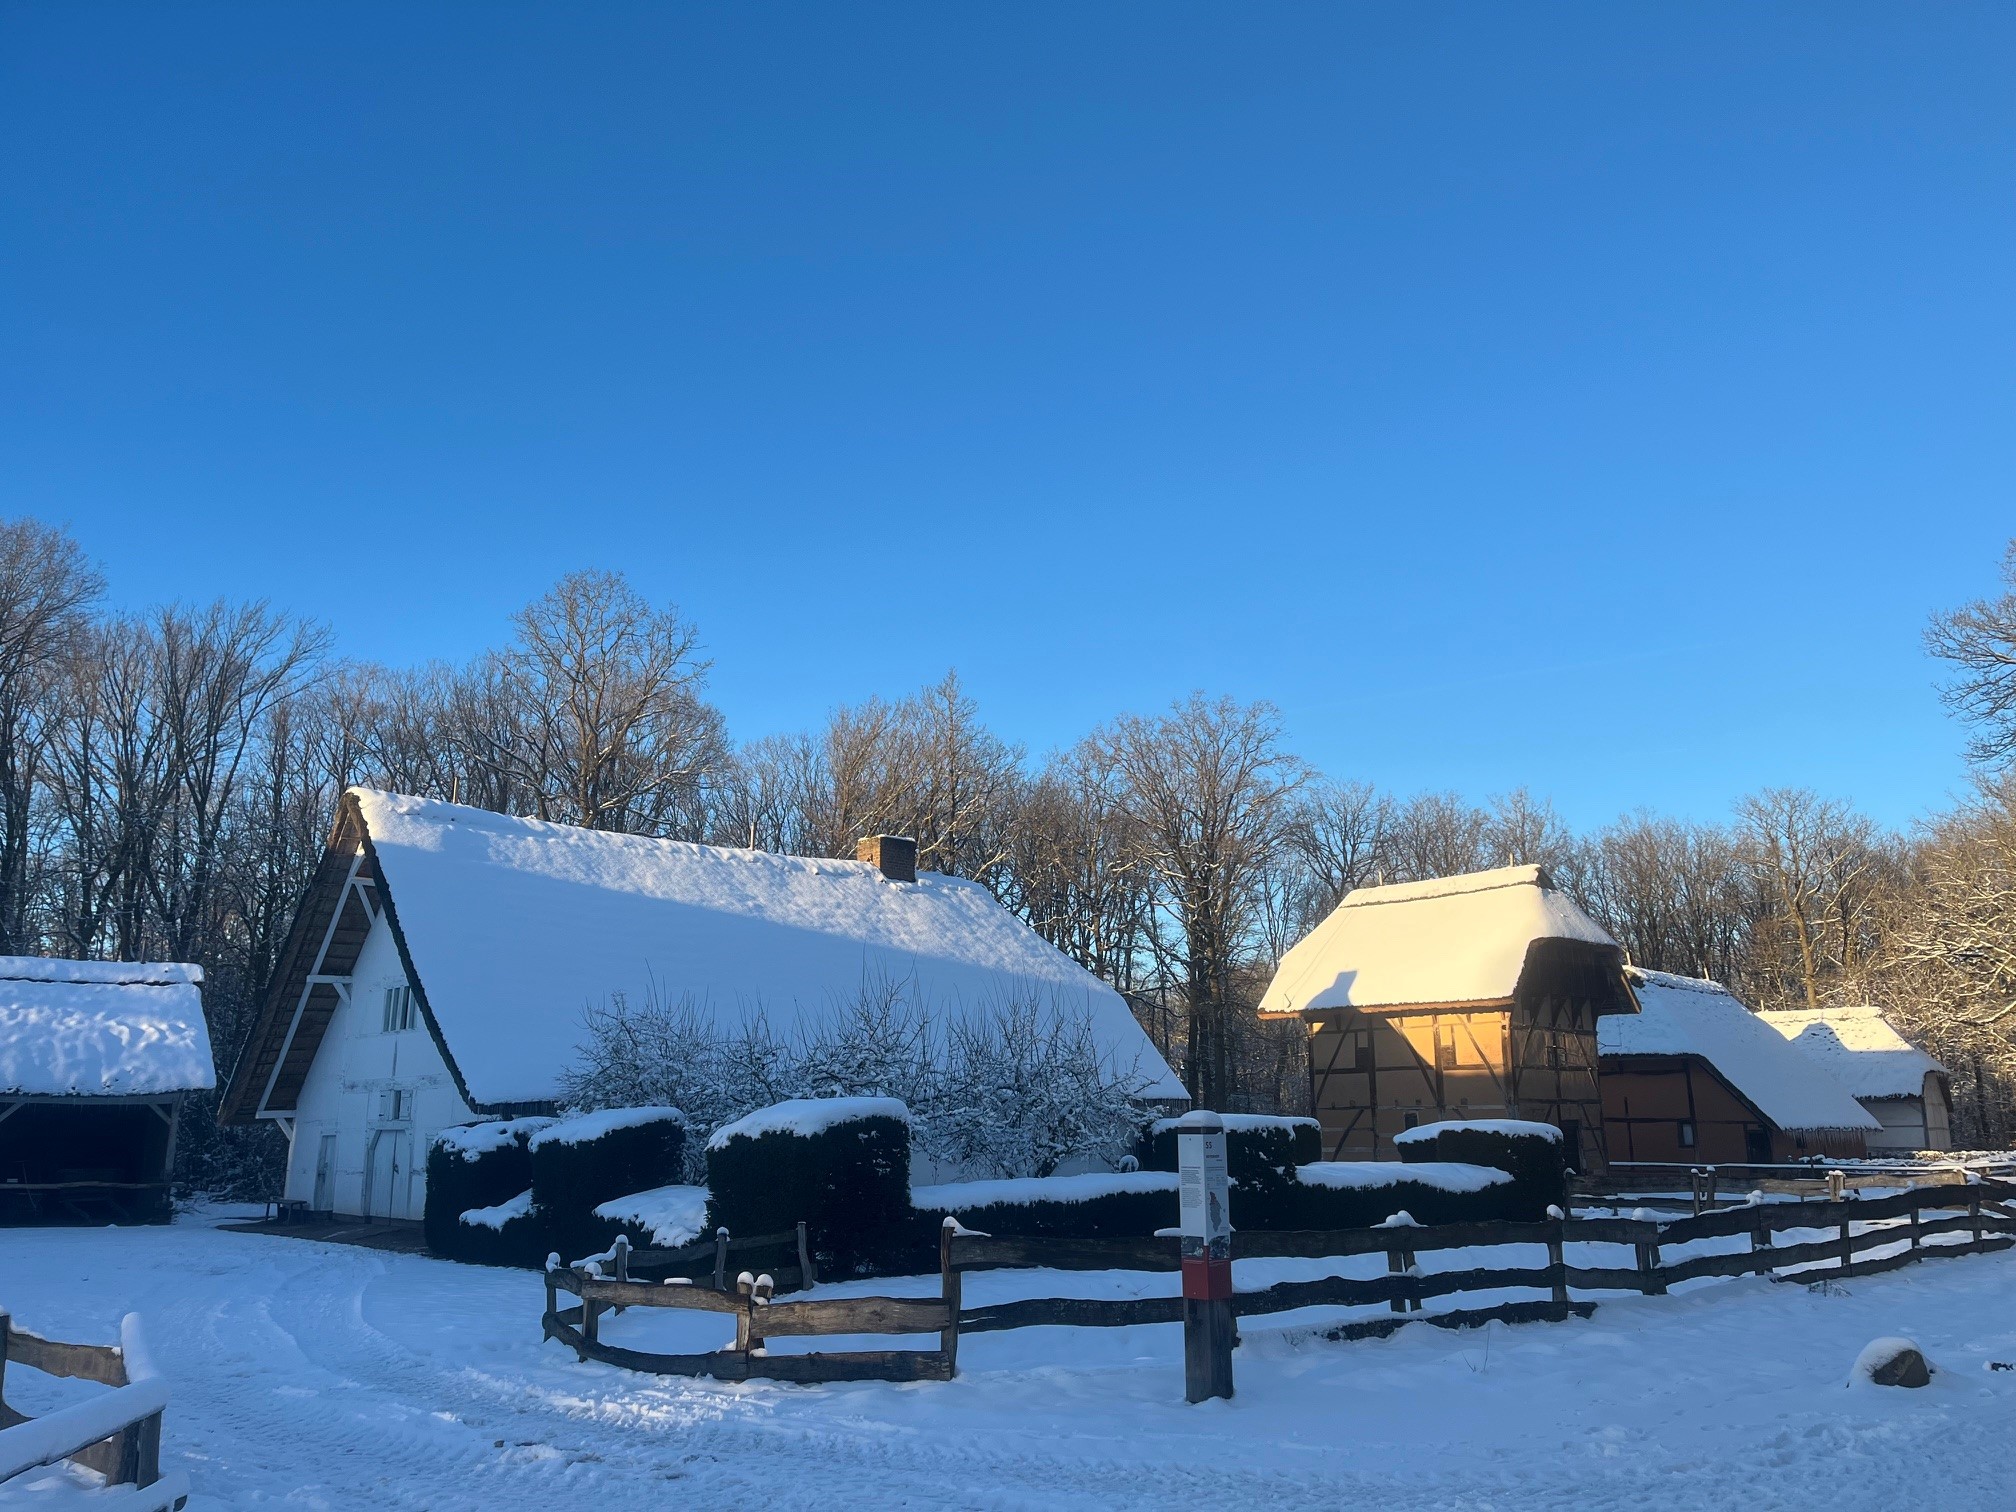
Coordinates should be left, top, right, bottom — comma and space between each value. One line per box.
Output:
1402, 1110, 1420, 1129
382, 985, 416, 1033
378, 1087, 410, 1123
1678, 1121, 1696, 1148
1351, 1030, 1374, 1072
1545, 1041, 1563, 1071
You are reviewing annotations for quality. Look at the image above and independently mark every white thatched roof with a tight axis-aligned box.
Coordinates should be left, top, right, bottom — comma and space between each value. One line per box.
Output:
1757, 1005, 1946, 1101
1601, 970, 1878, 1133
0, 957, 213, 1098
1257, 865, 1620, 1017
353, 790, 1184, 1106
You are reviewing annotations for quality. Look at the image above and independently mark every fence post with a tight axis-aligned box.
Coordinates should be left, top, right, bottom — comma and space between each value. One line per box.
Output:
133, 1411, 162, 1489
582, 1275, 600, 1349
938, 1218, 962, 1376
714, 1228, 730, 1291
1547, 1216, 1568, 1310
1176, 1110, 1234, 1403
543, 1272, 557, 1337
1750, 1206, 1773, 1277
1837, 1212, 1853, 1278
733, 1272, 755, 1353
1908, 1193, 1921, 1253
1636, 1236, 1666, 1296
798, 1220, 818, 1290
1690, 1169, 1706, 1218
1969, 1191, 1984, 1249
1, 1312, 10, 1414
612, 1234, 630, 1286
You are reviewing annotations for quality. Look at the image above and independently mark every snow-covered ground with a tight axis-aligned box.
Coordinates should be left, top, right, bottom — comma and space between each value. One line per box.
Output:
3, 1207, 2013, 1510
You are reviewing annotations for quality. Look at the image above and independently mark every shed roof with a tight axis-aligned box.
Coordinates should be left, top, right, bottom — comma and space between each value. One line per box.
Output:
0, 956, 213, 1098
1600, 969, 1878, 1133
1756, 1005, 1946, 1101
1258, 865, 1624, 1017
232, 789, 1184, 1115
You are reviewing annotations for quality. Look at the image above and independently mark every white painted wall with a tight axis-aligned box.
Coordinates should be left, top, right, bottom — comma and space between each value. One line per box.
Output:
279, 911, 479, 1219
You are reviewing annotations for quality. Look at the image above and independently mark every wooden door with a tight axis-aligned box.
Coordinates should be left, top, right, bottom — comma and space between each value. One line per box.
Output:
313, 1134, 336, 1212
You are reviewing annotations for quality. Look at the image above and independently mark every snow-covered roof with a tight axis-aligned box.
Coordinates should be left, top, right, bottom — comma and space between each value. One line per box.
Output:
0, 956, 213, 1098
354, 790, 1186, 1107
1258, 865, 1624, 1017
1600, 970, 1878, 1133
1756, 1006, 1946, 1101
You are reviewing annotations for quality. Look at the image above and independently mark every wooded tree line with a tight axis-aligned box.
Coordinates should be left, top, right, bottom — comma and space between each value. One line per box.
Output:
5, 515, 2016, 1190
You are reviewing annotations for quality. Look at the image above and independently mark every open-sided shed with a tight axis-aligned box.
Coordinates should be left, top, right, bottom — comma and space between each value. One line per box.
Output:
1258, 866, 1639, 1171
0, 957, 212, 1225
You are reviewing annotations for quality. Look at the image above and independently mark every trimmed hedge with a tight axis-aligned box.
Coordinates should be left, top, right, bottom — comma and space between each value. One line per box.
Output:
450, 1191, 550, 1269
911, 1172, 1179, 1240
423, 1117, 552, 1258
1395, 1121, 1568, 1220
1141, 1115, 1322, 1230
705, 1098, 911, 1276
529, 1108, 687, 1263
1290, 1163, 1521, 1229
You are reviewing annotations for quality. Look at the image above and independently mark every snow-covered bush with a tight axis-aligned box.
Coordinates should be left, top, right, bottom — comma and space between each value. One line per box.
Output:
1393, 1120, 1568, 1219
1141, 1114, 1320, 1226
704, 1097, 913, 1275
558, 975, 1154, 1182
423, 1117, 552, 1258
912, 1171, 1179, 1239
528, 1106, 687, 1261
1292, 1161, 1517, 1228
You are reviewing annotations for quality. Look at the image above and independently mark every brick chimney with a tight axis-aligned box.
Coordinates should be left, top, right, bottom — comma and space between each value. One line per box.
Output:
856, 834, 917, 883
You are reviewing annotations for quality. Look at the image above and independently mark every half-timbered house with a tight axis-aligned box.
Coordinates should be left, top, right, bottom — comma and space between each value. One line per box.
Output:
1257, 866, 1638, 1170
219, 789, 1183, 1222
1599, 970, 1877, 1164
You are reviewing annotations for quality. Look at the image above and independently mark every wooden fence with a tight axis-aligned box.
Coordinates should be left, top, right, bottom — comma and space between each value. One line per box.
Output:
541, 1180, 2016, 1383
0, 1312, 188, 1510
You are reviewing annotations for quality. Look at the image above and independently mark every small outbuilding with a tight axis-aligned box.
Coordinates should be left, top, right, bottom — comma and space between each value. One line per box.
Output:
1598, 969, 1877, 1165
1257, 866, 1639, 1171
0, 956, 213, 1225
1757, 1005, 1953, 1153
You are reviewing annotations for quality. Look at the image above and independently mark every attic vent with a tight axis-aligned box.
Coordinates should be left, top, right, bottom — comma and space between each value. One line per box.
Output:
856, 834, 917, 883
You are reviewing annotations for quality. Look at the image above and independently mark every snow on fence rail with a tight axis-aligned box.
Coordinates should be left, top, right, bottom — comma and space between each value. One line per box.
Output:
0, 1312, 189, 1510
539, 1181, 2016, 1386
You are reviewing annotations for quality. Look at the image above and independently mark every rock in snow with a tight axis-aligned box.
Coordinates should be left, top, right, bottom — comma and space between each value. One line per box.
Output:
1849, 1336, 1935, 1388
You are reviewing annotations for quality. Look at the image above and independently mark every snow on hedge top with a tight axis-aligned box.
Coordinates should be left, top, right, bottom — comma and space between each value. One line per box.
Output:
432, 1116, 555, 1159
593, 1183, 710, 1247
0, 956, 213, 1097
1602, 970, 1878, 1133
1392, 1118, 1562, 1146
352, 789, 1184, 1106
1148, 1113, 1318, 1137
1295, 1161, 1510, 1193
1257, 865, 1619, 1017
912, 1171, 1178, 1210
706, 1095, 911, 1150
1756, 1006, 1946, 1100
528, 1105, 684, 1151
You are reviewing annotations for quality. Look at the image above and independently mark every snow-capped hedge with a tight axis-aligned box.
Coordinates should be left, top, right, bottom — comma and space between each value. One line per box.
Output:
592, 1183, 710, 1249
1291, 1161, 1520, 1228
424, 1117, 551, 1257
1141, 1113, 1320, 1218
1393, 1119, 1569, 1218
530, 1106, 688, 1261
705, 1096, 911, 1275
449, 1187, 548, 1268
912, 1171, 1179, 1239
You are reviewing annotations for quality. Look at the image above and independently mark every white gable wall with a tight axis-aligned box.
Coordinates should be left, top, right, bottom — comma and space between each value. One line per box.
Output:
280, 909, 477, 1219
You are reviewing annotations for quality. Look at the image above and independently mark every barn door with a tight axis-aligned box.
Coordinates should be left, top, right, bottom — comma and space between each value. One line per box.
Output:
313, 1134, 336, 1212
364, 1131, 403, 1219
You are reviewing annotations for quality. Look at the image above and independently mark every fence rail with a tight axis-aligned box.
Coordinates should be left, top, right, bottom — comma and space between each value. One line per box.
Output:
539, 1180, 2016, 1386
0, 1313, 188, 1510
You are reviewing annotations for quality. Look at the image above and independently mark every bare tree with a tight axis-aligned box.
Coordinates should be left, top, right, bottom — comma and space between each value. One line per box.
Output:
1735, 787, 1882, 1010
1095, 694, 1306, 1108
1929, 540, 2016, 768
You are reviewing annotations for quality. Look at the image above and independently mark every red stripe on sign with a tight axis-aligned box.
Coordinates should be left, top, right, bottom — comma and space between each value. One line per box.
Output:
1181, 1256, 1233, 1301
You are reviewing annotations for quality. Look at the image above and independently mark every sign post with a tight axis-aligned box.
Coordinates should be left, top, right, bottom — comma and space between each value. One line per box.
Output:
1176, 1108, 1234, 1402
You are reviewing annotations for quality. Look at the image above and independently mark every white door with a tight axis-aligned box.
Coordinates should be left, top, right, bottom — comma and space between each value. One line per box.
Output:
313, 1135, 336, 1212
364, 1131, 406, 1219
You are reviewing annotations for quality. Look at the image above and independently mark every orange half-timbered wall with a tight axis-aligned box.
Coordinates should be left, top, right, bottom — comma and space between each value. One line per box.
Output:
1308, 991, 1607, 1170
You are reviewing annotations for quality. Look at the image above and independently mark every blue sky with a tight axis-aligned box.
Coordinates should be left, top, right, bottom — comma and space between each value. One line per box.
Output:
3, 4, 2010, 831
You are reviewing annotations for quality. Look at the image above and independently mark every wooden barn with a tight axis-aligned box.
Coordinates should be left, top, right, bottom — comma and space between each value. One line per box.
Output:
1257, 865, 1639, 1171
0, 956, 212, 1225
1758, 1005, 1953, 1153
219, 789, 1183, 1222
1599, 969, 1878, 1165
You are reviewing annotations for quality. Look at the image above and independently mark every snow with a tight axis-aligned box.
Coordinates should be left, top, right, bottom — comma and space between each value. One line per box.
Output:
433, 1117, 556, 1160
460, 1189, 533, 1231
1392, 1118, 1563, 1146
1258, 865, 1619, 1017
913, 1172, 1179, 1209
0, 956, 212, 1097
349, 788, 1186, 1105
1295, 1161, 1511, 1194
1758, 1006, 1947, 1101
1603, 971, 1880, 1132
5, 1212, 2011, 1509
527, 1106, 683, 1151
593, 1184, 710, 1247
1148, 1113, 1318, 1136
706, 1095, 911, 1149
